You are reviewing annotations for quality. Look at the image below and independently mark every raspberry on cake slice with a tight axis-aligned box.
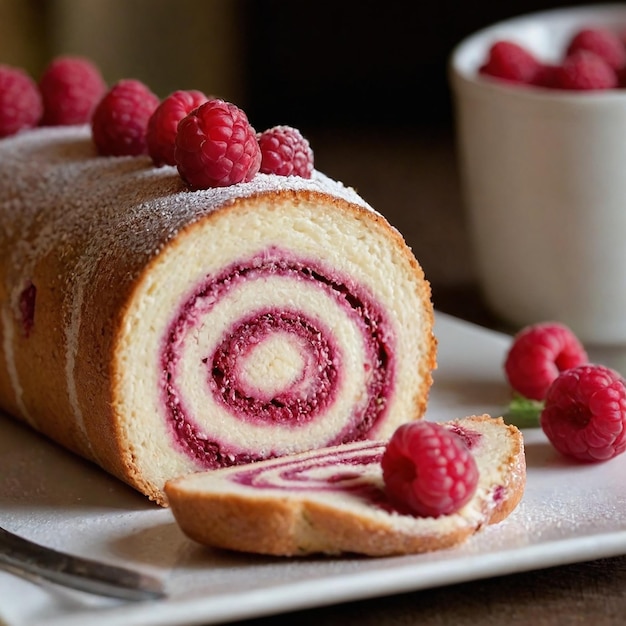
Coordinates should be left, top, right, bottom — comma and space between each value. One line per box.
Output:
382, 420, 479, 518
165, 415, 526, 557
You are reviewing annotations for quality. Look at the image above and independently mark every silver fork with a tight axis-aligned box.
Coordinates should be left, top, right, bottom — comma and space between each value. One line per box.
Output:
0, 526, 165, 602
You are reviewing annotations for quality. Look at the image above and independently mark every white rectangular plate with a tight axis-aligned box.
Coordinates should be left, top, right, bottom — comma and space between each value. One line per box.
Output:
1, 312, 625, 626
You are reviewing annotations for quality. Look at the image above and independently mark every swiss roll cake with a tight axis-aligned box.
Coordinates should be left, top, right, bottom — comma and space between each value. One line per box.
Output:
0, 125, 436, 505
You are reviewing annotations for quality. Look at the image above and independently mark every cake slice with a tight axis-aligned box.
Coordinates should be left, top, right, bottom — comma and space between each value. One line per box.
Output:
165, 415, 526, 556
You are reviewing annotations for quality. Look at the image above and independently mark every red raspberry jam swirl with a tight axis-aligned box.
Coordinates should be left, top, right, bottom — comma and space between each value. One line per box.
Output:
211, 308, 338, 421
230, 442, 392, 509
448, 425, 482, 450
160, 247, 395, 468
19, 281, 36, 338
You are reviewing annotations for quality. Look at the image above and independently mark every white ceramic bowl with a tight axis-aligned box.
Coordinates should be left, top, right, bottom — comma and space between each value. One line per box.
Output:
450, 4, 626, 346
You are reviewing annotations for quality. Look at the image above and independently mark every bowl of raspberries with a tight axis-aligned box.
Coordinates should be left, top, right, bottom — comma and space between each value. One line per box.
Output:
451, 4, 626, 91
449, 4, 626, 347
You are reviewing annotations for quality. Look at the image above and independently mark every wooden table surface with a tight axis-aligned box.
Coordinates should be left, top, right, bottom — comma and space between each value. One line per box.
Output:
228, 128, 626, 626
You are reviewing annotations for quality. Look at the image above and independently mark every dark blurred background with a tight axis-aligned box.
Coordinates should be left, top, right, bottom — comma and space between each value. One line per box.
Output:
242, 0, 599, 132
0, 0, 615, 325
2, 0, 611, 129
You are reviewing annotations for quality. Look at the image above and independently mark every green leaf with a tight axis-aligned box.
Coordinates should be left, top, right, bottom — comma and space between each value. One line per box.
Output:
503, 395, 544, 428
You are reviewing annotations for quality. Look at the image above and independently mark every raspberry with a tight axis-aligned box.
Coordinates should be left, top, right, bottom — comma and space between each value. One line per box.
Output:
175, 99, 261, 189
38, 55, 107, 126
147, 89, 209, 167
381, 421, 479, 518
257, 125, 314, 178
533, 63, 559, 88
91, 79, 160, 156
0, 64, 43, 138
479, 40, 543, 84
566, 27, 626, 71
540, 364, 626, 462
504, 322, 588, 401
552, 51, 618, 90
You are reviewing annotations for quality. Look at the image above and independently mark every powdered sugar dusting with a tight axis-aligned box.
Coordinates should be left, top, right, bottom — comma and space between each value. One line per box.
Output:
0, 125, 375, 274
0, 125, 377, 438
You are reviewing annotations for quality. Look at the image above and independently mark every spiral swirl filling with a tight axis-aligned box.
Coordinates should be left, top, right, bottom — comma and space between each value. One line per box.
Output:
161, 248, 395, 468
